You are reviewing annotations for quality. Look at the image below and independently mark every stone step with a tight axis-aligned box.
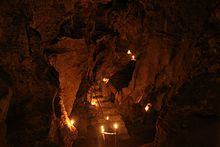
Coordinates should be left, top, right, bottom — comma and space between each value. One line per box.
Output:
95, 98, 108, 102
105, 115, 122, 120
102, 110, 119, 116
103, 117, 122, 122
99, 101, 114, 107
101, 106, 116, 110
91, 91, 130, 140
93, 95, 103, 98
93, 90, 102, 94
96, 96, 107, 99
93, 90, 102, 93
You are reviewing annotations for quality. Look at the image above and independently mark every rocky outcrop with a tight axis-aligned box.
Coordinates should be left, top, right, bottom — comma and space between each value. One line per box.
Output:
82, 0, 220, 146
0, 1, 77, 146
49, 37, 88, 115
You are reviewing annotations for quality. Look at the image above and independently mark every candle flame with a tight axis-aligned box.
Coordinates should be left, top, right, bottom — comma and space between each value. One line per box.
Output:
131, 55, 136, 61
114, 123, 118, 129
145, 103, 152, 112
102, 78, 109, 84
127, 50, 132, 54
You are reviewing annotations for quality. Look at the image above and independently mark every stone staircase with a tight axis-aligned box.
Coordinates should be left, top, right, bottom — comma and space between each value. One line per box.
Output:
92, 84, 130, 141
73, 84, 135, 147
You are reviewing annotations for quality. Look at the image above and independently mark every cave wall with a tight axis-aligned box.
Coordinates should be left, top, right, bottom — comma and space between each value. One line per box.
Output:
0, 0, 220, 146
101, 0, 220, 146
0, 0, 78, 146
79, 0, 220, 146
0, 4, 58, 146
49, 37, 88, 115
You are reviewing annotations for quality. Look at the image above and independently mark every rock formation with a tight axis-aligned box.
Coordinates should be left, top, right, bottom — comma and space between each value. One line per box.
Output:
0, 0, 219, 146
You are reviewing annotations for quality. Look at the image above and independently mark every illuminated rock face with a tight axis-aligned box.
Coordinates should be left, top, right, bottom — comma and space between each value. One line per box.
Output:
0, 0, 220, 147
49, 37, 88, 115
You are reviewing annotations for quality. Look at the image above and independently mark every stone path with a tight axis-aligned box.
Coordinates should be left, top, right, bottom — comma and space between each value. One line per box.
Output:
73, 84, 133, 147
93, 86, 130, 141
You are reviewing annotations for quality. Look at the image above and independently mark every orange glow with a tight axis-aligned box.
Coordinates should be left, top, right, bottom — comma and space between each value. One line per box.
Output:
127, 50, 132, 55
101, 125, 105, 133
131, 55, 136, 61
70, 119, 74, 125
67, 118, 75, 127
113, 123, 118, 129
106, 116, 109, 120
102, 78, 109, 84
91, 99, 97, 106
145, 103, 152, 112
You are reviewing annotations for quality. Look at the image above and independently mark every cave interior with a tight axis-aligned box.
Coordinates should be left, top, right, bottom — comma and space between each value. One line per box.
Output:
0, 0, 220, 147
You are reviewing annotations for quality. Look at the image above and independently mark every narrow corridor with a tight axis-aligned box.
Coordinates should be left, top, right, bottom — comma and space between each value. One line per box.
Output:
73, 84, 135, 147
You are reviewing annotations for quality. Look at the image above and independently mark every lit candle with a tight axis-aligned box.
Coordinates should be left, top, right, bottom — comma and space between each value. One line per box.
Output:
70, 119, 74, 125
101, 125, 105, 133
113, 123, 118, 129
131, 55, 136, 61
127, 50, 132, 55
91, 99, 97, 106
102, 78, 109, 84
145, 103, 152, 112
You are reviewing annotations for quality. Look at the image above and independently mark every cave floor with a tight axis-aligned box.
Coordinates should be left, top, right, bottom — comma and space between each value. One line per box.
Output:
72, 86, 138, 147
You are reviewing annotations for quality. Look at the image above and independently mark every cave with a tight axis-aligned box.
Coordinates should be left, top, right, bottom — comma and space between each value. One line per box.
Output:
0, 0, 220, 147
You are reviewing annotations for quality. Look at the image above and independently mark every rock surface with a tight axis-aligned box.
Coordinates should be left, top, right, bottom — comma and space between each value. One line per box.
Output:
0, 0, 220, 146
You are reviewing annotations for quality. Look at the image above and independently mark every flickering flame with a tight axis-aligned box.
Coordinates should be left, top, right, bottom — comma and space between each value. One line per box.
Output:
114, 123, 118, 129
106, 116, 109, 120
145, 103, 152, 112
131, 55, 136, 61
67, 118, 75, 127
101, 125, 105, 133
102, 78, 109, 84
127, 50, 132, 55
70, 119, 74, 125
91, 99, 97, 106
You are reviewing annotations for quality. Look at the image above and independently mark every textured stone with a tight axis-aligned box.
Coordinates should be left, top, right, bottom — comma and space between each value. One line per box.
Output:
0, 0, 220, 146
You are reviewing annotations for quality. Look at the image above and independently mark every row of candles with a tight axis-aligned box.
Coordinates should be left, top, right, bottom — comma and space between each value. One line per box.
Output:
67, 102, 149, 131
102, 50, 136, 85
101, 116, 118, 146
127, 49, 136, 61
66, 48, 142, 133
100, 48, 152, 112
